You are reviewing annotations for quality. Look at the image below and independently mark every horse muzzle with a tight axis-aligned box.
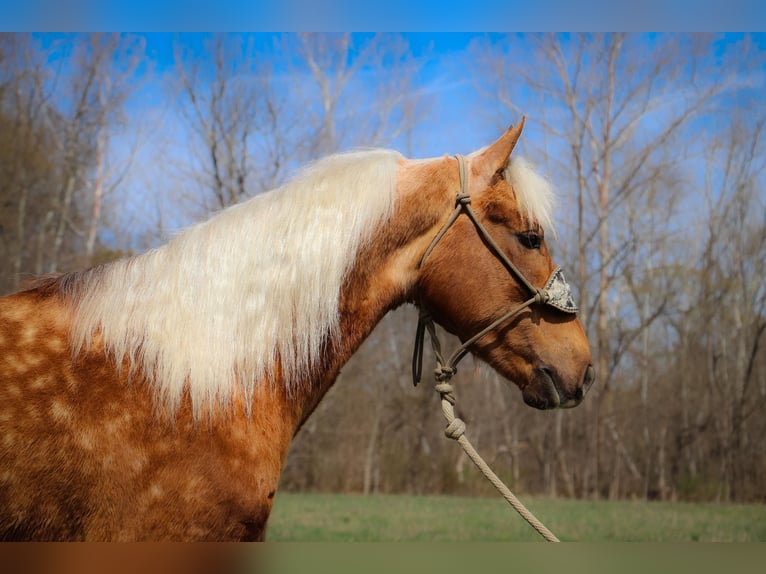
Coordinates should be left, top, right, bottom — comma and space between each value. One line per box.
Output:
523, 363, 596, 410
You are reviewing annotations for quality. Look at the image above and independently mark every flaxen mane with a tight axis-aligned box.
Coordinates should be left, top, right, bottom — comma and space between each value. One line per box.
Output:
61, 150, 402, 416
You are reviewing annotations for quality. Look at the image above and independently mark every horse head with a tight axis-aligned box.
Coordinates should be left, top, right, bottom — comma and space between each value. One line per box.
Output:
416, 119, 595, 410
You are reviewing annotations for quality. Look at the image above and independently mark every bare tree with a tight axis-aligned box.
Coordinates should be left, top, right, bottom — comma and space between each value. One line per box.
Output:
694, 114, 766, 501
472, 33, 753, 499
0, 33, 144, 292
174, 34, 283, 212
0, 34, 55, 293
292, 33, 427, 158
80, 34, 145, 261
42, 33, 145, 272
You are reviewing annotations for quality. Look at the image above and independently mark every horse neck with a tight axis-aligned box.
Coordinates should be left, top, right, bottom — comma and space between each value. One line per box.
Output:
293, 156, 456, 425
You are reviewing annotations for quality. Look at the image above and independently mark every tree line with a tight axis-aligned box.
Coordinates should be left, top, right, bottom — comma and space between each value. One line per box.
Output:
1, 33, 764, 502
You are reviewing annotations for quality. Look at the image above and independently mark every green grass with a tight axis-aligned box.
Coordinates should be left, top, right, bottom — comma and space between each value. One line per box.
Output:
266, 492, 766, 542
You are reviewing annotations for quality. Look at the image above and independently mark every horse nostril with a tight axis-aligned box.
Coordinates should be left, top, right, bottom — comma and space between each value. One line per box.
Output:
583, 364, 596, 392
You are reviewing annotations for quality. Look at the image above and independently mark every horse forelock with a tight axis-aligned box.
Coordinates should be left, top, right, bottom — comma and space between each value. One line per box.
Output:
67, 148, 402, 417
504, 157, 556, 235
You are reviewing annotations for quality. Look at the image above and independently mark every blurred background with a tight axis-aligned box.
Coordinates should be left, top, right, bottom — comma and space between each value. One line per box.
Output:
1, 32, 764, 505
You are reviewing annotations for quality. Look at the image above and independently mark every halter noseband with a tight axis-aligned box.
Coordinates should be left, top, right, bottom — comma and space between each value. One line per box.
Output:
412, 154, 578, 386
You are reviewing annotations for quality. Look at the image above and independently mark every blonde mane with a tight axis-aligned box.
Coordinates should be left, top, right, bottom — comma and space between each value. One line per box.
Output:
70, 149, 402, 416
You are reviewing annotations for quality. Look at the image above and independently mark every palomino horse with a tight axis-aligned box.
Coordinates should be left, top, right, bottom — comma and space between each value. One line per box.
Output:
0, 119, 594, 540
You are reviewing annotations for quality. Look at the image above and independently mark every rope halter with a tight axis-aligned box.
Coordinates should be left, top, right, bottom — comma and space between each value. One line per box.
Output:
412, 154, 578, 387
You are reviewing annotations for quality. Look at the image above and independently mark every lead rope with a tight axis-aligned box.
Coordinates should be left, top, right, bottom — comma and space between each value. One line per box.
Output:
418, 314, 561, 543
412, 153, 561, 542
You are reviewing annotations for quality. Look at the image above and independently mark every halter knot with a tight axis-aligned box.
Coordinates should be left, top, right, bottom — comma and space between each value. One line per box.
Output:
434, 365, 456, 382
455, 192, 471, 206
534, 288, 550, 304
434, 381, 456, 405
444, 417, 466, 440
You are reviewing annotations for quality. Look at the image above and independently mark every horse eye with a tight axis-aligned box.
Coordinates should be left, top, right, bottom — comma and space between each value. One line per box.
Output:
517, 231, 542, 250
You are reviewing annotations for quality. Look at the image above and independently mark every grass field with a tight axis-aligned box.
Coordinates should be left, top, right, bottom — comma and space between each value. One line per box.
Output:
266, 492, 766, 542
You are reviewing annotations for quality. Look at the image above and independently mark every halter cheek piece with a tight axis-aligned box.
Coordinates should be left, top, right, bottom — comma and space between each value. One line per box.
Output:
412, 154, 578, 386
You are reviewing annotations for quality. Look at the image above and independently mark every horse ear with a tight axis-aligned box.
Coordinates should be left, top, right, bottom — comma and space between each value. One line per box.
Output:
473, 117, 525, 179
